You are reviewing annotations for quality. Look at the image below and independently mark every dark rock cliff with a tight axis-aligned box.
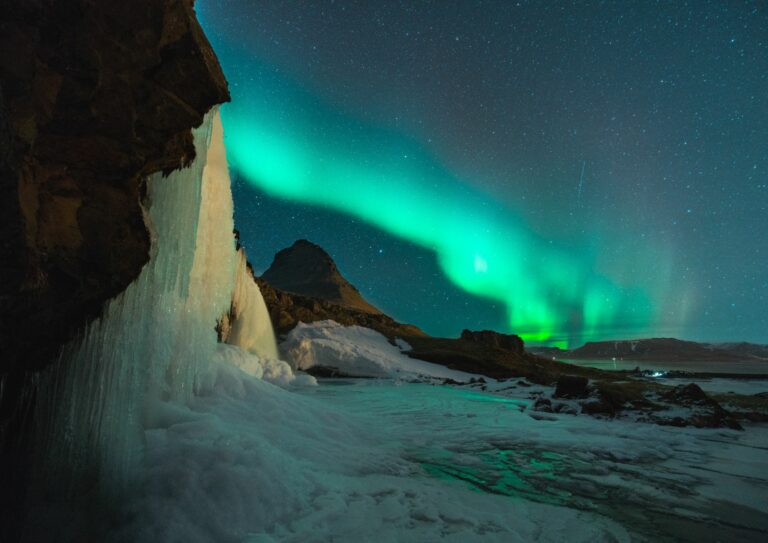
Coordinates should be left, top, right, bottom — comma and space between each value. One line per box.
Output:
0, 0, 229, 378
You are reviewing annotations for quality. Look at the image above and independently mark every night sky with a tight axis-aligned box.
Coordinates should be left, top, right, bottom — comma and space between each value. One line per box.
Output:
198, 1, 767, 346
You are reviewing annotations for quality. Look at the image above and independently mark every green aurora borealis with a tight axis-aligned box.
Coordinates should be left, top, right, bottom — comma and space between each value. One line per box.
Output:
216, 56, 653, 348
198, 1, 768, 346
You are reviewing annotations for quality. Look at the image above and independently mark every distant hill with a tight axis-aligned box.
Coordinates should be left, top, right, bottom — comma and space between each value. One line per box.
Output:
711, 342, 768, 360
529, 338, 768, 362
261, 239, 382, 314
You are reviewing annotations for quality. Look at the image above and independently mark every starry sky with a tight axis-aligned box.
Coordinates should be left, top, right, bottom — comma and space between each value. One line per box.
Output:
197, 1, 767, 346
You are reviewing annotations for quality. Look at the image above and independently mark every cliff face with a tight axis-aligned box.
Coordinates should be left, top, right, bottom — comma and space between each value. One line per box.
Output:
0, 0, 229, 376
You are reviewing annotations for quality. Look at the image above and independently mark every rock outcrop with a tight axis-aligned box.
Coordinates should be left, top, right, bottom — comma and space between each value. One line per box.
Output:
460, 329, 524, 354
657, 383, 742, 430
255, 275, 425, 340
261, 239, 383, 314
0, 0, 229, 377
553, 375, 590, 399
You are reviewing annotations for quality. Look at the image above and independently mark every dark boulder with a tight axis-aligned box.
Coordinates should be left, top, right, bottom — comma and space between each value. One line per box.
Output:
553, 402, 578, 415
554, 375, 590, 399
662, 383, 715, 406
581, 399, 617, 417
660, 384, 743, 430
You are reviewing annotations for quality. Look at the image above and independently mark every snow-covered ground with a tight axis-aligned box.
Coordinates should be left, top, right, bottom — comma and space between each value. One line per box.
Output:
118, 361, 629, 542
116, 361, 768, 543
301, 379, 768, 542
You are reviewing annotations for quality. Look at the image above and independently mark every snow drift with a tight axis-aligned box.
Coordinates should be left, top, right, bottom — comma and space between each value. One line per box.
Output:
281, 320, 474, 381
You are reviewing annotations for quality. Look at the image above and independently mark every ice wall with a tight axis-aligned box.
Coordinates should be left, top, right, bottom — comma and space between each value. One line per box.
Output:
24, 109, 286, 536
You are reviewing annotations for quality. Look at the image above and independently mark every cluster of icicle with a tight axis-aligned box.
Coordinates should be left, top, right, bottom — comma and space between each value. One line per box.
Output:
27, 109, 295, 528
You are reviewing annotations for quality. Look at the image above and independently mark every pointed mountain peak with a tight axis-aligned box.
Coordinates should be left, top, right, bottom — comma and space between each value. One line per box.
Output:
261, 240, 382, 314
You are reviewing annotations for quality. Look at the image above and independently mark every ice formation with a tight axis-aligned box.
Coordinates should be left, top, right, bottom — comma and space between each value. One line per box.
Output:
25, 109, 301, 538
225, 249, 279, 360
221, 249, 314, 387
32, 111, 231, 490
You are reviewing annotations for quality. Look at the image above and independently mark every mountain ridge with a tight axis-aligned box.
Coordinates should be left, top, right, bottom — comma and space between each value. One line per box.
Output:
530, 337, 768, 362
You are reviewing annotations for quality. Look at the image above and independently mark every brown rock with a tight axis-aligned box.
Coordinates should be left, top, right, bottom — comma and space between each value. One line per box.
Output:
662, 383, 715, 406
0, 0, 229, 376
581, 399, 617, 417
459, 329, 524, 354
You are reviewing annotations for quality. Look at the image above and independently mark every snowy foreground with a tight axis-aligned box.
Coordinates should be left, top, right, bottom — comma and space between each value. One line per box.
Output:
113, 327, 768, 543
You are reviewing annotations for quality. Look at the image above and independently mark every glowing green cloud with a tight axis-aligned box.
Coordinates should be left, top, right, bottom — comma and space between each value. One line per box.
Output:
206, 43, 656, 347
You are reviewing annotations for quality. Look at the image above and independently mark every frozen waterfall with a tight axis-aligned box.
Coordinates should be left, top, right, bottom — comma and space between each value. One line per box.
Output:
225, 249, 279, 360
25, 108, 292, 538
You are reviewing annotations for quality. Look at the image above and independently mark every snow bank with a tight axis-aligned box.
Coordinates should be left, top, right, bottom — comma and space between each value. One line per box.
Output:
281, 320, 476, 382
